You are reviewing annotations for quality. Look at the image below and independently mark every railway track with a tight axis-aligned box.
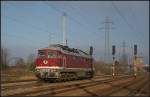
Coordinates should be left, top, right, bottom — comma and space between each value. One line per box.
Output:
47, 75, 147, 96
1, 79, 37, 84
2, 74, 148, 96
99, 76, 147, 96
27, 77, 130, 96
1, 74, 108, 89
1, 80, 40, 90
1, 75, 112, 96
1, 75, 132, 96
45, 75, 135, 96
135, 81, 149, 96
1, 74, 118, 91
127, 78, 148, 96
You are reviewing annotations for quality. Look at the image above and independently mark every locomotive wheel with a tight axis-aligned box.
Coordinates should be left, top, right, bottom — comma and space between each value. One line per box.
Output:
60, 72, 77, 81
60, 72, 66, 81
70, 73, 75, 80
67, 73, 71, 81
55, 78, 61, 82
71, 73, 78, 80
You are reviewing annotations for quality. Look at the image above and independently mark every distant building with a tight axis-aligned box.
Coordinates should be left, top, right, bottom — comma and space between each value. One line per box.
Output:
133, 56, 144, 71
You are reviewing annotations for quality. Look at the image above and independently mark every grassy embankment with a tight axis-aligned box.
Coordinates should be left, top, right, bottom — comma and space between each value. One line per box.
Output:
1, 66, 37, 82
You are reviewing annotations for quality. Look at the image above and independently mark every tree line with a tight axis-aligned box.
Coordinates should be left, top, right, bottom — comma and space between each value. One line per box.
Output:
1, 47, 35, 71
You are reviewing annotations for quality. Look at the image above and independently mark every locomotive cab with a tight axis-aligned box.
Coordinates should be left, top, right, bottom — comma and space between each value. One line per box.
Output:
35, 49, 63, 79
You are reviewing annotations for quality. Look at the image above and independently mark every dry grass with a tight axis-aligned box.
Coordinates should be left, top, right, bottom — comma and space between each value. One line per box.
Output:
1, 67, 37, 82
93, 60, 112, 75
93, 60, 148, 76
93, 60, 134, 75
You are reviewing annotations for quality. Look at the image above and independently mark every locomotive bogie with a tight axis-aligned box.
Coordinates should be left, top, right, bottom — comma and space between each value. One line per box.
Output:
35, 67, 94, 81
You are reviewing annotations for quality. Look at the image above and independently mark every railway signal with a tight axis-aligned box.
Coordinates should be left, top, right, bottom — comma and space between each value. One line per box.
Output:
112, 45, 116, 56
89, 46, 93, 56
134, 44, 137, 57
89, 46, 94, 77
112, 45, 116, 78
133, 44, 138, 78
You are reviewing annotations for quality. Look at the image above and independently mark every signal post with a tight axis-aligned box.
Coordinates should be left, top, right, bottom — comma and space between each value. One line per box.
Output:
112, 45, 116, 78
133, 44, 137, 78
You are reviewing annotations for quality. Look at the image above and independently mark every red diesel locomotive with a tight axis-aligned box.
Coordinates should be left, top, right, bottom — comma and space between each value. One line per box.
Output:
35, 44, 94, 81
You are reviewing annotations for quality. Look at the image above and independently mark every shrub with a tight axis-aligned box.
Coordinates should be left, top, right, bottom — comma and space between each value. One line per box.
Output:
28, 63, 36, 72
0, 64, 8, 70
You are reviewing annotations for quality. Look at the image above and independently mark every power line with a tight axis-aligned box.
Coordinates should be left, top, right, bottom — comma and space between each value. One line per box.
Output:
45, 3, 82, 25
3, 15, 53, 45
44, 2, 99, 37
2, 16, 49, 45
69, 5, 99, 32
100, 17, 114, 63
2, 33, 46, 45
111, 2, 146, 65
3, 15, 50, 34
3, 4, 55, 46
129, 5, 139, 25
121, 41, 128, 65
111, 2, 136, 33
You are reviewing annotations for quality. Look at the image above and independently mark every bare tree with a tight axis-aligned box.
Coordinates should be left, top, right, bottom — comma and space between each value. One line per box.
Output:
93, 60, 111, 75
1, 47, 9, 69
26, 54, 35, 71
15, 58, 25, 68
27, 54, 35, 64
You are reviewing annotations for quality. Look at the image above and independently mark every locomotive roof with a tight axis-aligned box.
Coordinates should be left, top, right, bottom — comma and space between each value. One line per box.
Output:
41, 44, 91, 58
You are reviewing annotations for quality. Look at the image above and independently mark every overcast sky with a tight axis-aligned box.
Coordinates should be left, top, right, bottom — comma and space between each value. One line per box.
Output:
1, 1, 149, 64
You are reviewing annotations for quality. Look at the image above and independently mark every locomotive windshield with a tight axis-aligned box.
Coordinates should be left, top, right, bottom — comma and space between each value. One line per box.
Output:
38, 50, 45, 58
48, 52, 57, 58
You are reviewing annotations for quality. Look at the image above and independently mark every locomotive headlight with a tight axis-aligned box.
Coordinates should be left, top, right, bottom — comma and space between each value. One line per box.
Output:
35, 69, 40, 73
36, 69, 40, 72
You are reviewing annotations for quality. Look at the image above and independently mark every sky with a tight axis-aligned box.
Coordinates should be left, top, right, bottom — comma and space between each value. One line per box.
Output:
1, 1, 149, 65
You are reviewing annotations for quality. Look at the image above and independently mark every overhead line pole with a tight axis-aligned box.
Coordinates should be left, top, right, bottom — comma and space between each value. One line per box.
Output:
100, 17, 114, 64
